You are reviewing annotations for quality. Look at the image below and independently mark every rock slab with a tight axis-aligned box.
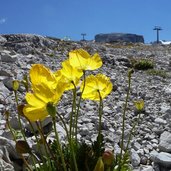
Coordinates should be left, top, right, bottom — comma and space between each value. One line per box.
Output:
95, 33, 144, 43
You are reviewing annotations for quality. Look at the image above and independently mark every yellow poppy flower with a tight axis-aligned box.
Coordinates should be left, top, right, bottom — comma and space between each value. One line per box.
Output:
69, 49, 102, 70
54, 60, 83, 90
23, 64, 66, 121
81, 74, 112, 101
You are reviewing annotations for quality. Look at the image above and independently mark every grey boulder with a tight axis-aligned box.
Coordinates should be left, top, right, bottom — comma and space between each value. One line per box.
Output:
159, 131, 171, 152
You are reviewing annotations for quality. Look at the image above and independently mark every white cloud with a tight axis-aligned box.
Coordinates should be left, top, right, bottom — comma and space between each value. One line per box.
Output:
0, 18, 6, 24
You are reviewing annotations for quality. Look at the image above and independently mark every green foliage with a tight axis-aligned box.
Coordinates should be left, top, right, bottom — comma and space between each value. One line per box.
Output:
76, 142, 96, 171
36, 157, 57, 171
130, 58, 154, 70
47, 53, 55, 58
50, 134, 105, 171
13, 129, 24, 139
113, 151, 131, 171
50, 140, 68, 170
147, 69, 168, 78
92, 134, 105, 158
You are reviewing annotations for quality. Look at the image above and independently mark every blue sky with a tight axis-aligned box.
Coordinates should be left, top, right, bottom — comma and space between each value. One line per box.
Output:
0, 0, 171, 43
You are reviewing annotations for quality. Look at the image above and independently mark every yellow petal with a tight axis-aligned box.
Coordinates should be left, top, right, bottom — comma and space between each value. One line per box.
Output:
25, 93, 45, 106
33, 82, 65, 105
23, 93, 48, 121
61, 60, 83, 81
55, 60, 83, 90
30, 65, 66, 103
69, 49, 89, 70
23, 104, 48, 122
30, 64, 58, 93
69, 49, 102, 71
100, 82, 113, 99
81, 74, 112, 101
32, 83, 55, 102
53, 70, 63, 82
30, 64, 55, 85
87, 53, 103, 70
76, 49, 90, 59
82, 91, 100, 101
69, 49, 90, 60
81, 75, 98, 93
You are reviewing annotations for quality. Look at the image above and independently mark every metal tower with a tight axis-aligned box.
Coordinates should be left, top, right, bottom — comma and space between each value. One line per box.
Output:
81, 33, 86, 41
153, 26, 162, 43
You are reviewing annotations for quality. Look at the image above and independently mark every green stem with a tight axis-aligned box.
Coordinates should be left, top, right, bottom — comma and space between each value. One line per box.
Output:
23, 74, 29, 92
125, 113, 141, 153
106, 167, 110, 171
6, 116, 17, 142
98, 91, 103, 156
57, 112, 78, 171
29, 153, 39, 171
25, 118, 42, 168
70, 82, 77, 140
21, 154, 32, 171
52, 117, 67, 171
30, 152, 41, 171
70, 139, 78, 171
119, 70, 132, 169
3, 98, 17, 142
98, 95, 103, 137
57, 112, 69, 141
75, 70, 86, 142
14, 91, 39, 169
14, 91, 27, 142
35, 121, 53, 170
39, 121, 57, 160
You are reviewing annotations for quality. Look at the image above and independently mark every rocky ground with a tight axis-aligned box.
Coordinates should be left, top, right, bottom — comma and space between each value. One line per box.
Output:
1, 34, 171, 171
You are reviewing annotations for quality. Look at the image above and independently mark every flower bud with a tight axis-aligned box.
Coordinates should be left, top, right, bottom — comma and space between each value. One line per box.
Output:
17, 104, 25, 117
102, 150, 114, 166
93, 157, 104, 171
12, 80, 20, 91
16, 140, 31, 154
128, 69, 134, 78
22, 75, 29, 92
134, 99, 144, 111
5, 110, 10, 121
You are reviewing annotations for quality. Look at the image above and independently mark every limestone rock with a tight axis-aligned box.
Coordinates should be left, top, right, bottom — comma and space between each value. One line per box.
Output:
95, 33, 144, 43
25, 116, 53, 135
130, 149, 141, 167
1, 34, 58, 54
0, 82, 10, 100
154, 118, 167, 125
0, 36, 7, 45
1, 53, 17, 63
0, 151, 15, 171
159, 131, 171, 152
0, 137, 23, 171
151, 151, 171, 168
163, 84, 171, 95
138, 165, 154, 171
